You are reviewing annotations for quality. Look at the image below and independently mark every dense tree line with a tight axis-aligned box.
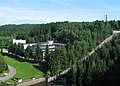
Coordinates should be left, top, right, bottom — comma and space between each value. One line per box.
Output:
109, 20, 120, 30
46, 46, 69, 75
1, 20, 120, 46
0, 24, 34, 37
8, 21, 113, 74
54, 34, 120, 86
0, 56, 8, 73
0, 24, 34, 46
91, 35, 120, 86
8, 43, 43, 61
5, 20, 120, 85
34, 21, 112, 76
30, 21, 112, 44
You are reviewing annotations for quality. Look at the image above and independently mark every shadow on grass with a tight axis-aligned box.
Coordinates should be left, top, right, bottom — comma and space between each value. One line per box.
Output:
3, 53, 38, 64
2, 53, 46, 74
33, 61, 47, 74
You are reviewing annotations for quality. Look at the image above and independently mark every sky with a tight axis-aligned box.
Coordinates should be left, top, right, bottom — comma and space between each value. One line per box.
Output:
0, 0, 120, 25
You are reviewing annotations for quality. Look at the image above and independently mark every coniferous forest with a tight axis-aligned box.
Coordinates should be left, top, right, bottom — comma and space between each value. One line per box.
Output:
1, 20, 120, 85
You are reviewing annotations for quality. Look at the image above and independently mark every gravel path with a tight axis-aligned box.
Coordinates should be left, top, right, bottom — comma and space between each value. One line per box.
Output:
0, 65, 16, 82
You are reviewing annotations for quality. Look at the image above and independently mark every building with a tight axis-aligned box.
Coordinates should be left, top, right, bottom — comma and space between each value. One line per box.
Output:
113, 30, 120, 34
23, 40, 65, 58
23, 40, 64, 51
13, 39, 26, 45
12, 39, 65, 60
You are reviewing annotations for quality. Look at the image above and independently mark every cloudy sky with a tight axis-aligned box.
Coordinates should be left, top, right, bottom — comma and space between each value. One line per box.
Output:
0, 0, 120, 25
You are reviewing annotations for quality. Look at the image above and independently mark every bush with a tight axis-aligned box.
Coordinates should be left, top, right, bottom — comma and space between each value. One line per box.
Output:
0, 56, 8, 73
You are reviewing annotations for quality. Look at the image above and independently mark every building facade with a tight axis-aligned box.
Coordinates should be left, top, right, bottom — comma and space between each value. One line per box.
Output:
13, 39, 26, 45
12, 39, 65, 60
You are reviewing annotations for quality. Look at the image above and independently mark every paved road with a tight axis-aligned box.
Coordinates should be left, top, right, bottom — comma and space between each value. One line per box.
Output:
0, 65, 16, 82
81, 34, 114, 61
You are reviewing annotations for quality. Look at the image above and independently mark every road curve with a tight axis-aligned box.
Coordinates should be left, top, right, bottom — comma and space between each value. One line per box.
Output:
0, 65, 16, 82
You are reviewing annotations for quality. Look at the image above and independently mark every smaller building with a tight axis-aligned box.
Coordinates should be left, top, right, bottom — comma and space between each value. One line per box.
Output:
13, 39, 26, 45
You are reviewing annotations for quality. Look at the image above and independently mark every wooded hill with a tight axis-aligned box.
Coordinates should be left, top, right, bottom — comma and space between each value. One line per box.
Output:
1, 20, 120, 85
55, 34, 120, 86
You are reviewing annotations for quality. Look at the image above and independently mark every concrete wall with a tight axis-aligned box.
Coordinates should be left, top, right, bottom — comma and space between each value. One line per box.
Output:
17, 68, 70, 86
18, 78, 45, 86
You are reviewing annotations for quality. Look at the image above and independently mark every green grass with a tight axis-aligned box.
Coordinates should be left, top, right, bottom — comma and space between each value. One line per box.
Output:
0, 70, 9, 77
3, 54, 45, 82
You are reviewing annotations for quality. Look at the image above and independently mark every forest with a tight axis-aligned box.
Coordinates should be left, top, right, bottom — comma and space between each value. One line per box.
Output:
54, 34, 120, 86
0, 24, 34, 47
0, 56, 8, 73
1, 20, 120, 85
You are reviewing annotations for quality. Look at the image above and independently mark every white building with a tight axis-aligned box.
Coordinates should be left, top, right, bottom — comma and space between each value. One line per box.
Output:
23, 40, 65, 59
12, 39, 65, 60
13, 39, 26, 45
23, 40, 64, 52
113, 30, 120, 34
23, 43, 37, 49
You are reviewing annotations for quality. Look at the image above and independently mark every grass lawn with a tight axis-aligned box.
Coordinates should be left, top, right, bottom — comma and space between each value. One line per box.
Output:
3, 54, 45, 83
0, 70, 9, 77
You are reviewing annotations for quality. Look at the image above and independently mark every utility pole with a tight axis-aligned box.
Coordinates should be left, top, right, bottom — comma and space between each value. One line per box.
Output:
104, 14, 108, 25
104, 14, 108, 22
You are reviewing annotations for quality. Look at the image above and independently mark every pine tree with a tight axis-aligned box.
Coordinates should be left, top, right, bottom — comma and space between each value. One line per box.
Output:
25, 45, 33, 59
45, 45, 49, 73
35, 44, 42, 61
